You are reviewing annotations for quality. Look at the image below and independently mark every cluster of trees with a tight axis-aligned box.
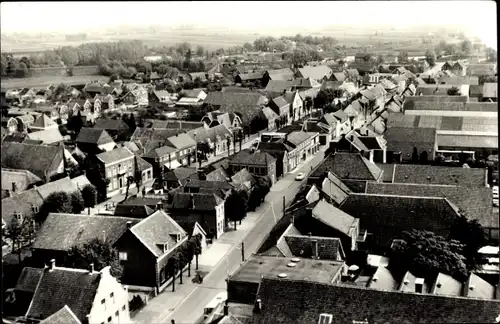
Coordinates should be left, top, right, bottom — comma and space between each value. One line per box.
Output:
225, 177, 272, 230
166, 234, 203, 292
251, 34, 338, 53
389, 212, 487, 281
1, 54, 35, 78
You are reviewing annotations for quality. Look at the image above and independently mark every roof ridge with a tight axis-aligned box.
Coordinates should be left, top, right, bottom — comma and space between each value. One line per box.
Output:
351, 192, 449, 200
48, 213, 139, 222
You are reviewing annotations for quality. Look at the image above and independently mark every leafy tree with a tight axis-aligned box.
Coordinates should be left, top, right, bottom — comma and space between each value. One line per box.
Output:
225, 189, 248, 230
444, 43, 457, 56
389, 229, 469, 281
16, 62, 29, 78
447, 86, 461, 96
315, 89, 336, 109
70, 191, 85, 214
176, 42, 191, 56
37, 191, 73, 223
4, 217, 36, 263
449, 212, 487, 271
195, 45, 204, 57
397, 51, 408, 63
185, 240, 195, 277
63, 238, 123, 279
425, 50, 436, 67
166, 253, 179, 292
460, 39, 472, 55
67, 110, 84, 137
193, 234, 202, 270
81, 184, 98, 214
243, 42, 253, 52
136, 62, 152, 74
58, 47, 79, 66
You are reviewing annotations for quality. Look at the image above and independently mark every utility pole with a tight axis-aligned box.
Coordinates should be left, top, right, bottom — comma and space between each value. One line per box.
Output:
282, 196, 286, 216
241, 242, 245, 262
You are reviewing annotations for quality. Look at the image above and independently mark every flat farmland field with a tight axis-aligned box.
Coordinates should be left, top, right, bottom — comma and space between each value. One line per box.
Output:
1, 75, 108, 89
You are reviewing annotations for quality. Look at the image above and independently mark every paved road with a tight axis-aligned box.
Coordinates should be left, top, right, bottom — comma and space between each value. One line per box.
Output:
162, 148, 326, 324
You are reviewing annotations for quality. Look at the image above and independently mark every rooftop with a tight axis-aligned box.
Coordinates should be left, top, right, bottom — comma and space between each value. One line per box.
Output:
228, 255, 344, 284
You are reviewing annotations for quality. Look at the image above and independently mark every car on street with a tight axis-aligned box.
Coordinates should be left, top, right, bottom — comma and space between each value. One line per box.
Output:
295, 172, 305, 181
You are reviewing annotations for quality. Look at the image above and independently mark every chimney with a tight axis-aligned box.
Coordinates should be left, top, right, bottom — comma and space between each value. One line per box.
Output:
126, 221, 132, 229
254, 298, 262, 313
49, 259, 55, 270
102, 230, 106, 242
89, 263, 94, 274
311, 239, 319, 259
156, 202, 164, 210
415, 278, 424, 293
190, 194, 195, 209
223, 300, 229, 316
290, 216, 294, 224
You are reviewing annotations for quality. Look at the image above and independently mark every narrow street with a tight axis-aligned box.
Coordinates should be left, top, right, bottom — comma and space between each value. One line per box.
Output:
132, 146, 327, 324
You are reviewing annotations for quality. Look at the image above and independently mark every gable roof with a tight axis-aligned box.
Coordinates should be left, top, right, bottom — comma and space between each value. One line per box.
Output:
392, 164, 487, 187
297, 65, 333, 80
39, 305, 82, 324
130, 210, 187, 257
321, 172, 351, 205
231, 168, 257, 188
1, 142, 63, 180
284, 235, 345, 260
186, 124, 232, 144
339, 193, 461, 249
206, 167, 230, 182
365, 182, 494, 228
31, 114, 56, 129
312, 200, 358, 236
96, 147, 134, 165
26, 267, 101, 322
252, 277, 500, 324
26, 128, 64, 145
114, 204, 155, 219
32, 213, 140, 251
229, 149, 276, 166
35, 177, 80, 200
15, 267, 44, 293
311, 152, 382, 181
1, 188, 44, 226
171, 192, 224, 211
266, 68, 295, 81
1, 169, 42, 191
384, 127, 437, 158
93, 118, 129, 131
76, 127, 114, 145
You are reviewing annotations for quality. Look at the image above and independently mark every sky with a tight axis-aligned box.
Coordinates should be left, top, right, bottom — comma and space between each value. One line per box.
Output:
1, 1, 497, 49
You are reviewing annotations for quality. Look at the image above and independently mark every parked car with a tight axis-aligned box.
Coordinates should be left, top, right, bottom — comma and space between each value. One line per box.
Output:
295, 172, 305, 181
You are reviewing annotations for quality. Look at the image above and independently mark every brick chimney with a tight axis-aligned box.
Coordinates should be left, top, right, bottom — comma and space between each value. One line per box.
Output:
126, 221, 132, 229
89, 263, 94, 274
49, 259, 55, 271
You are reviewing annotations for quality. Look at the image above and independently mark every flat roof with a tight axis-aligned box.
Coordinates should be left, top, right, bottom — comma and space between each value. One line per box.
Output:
228, 255, 344, 284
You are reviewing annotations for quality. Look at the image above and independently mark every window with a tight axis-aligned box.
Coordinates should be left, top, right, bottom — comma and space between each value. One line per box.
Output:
318, 313, 333, 324
119, 252, 128, 261
122, 305, 126, 311
115, 310, 119, 317
14, 212, 23, 222
101, 298, 106, 309
107, 316, 112, 322
147, 170, 152, 179
32, 205, 39, 213
110, 292, 114, 303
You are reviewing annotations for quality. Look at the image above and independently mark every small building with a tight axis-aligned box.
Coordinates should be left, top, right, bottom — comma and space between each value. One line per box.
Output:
228, 149, 277, 185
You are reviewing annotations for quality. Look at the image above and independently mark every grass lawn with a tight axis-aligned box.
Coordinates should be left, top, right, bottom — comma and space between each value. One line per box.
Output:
1, 75, 108, 89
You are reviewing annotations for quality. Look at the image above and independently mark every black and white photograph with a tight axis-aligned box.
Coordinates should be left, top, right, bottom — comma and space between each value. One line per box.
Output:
0, 1, 498, 323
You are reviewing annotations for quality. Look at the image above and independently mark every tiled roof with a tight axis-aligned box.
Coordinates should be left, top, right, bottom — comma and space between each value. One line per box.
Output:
291, 78, 321, 88
206, 167, 230, 182
266, 68, 295, 81
32, 213, 140, 251
183, 179, 232, 195
26, 267, 101, 322
285, 131, 317, 147
229, 149, 276, 166
15, 267, 43, 293
186, 124, 232, 144
1, 142, 64, 180
312, 200, 358, 235
93, 118, 129, 131
311, 152, 382, 181
365, 182, 494, 228
136, 155, 152, 171
416, 84, 455, 95
96, 147, 134, 165
403, 95, 468, 110
31, 114, 56, 129
230, 168, 256, 187
339, 193, 461, 249
270, 96, 289, 109
39, 305, 82, 324
35, 177, 80, 200
26, 128, 64, 144
114, 204, 155, 219
165, 133, 197, 149
332, 109, 348, 123
321, 172, 351, 205
331, 72, 346, 82
252, 277, 500, 324
1, 188, 44, 226
284, 235, 345, 260
392, 164, 487, 188
165, 167, 198, 181
384, 127, 436, 158
297, 65, 333, 80
130, 210, 187, 257
237, 71, 265, 81
76, 128, 114, 145
387, 114, 498, 133
1, 169, 42, 192
171, 192, 224, 211
141, 145, 176, 159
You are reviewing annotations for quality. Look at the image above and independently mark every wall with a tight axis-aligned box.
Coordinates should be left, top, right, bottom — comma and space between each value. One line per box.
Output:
29, 67, 67, 78
88, 267, 131, 324
70, 65, 100, 76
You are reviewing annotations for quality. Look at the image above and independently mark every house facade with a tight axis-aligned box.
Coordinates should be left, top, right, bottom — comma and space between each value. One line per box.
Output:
228, 150, 277, 185
95, 147, 137, 198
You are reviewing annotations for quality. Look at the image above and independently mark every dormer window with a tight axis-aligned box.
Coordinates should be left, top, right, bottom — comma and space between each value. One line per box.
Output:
170, 233, 181, 243
32, 205, 39, 213
14, 212, 23, 222
157, 242, 169, 254
318, 313, 333, 324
